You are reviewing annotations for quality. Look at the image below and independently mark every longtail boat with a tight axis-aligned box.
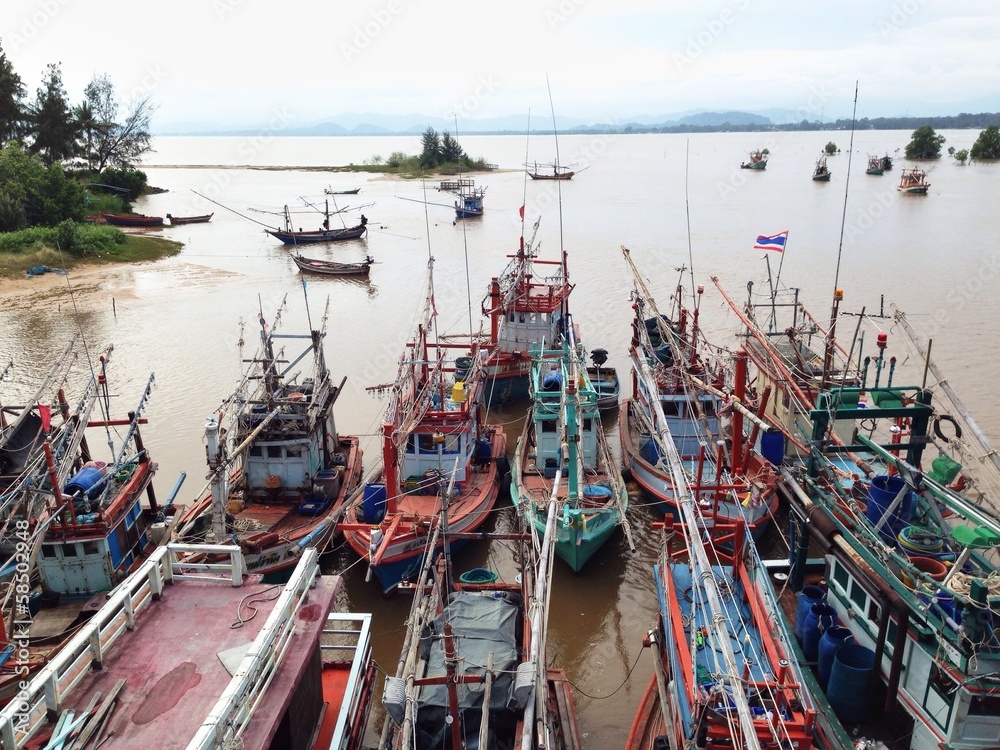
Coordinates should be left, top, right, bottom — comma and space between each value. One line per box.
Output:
100, 212, 164, 227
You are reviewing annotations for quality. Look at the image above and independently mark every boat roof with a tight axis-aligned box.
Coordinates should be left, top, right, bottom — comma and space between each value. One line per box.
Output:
0, 545, 338, 750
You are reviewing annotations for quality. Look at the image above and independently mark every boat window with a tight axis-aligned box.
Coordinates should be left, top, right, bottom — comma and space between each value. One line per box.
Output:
832, 560, 850, 591
249, 446, 262, 456
519, 314, 526, 323
867, 599, 880, 625
406, 435, 417, 454
885, 618, 897, 652
968, 692, 1000, 715
582, 419, 592, 432
848, 579, 867, 609
286, 446, 302, 457
541, 420, 557, 434
442, 434, 461, 454
266, 446, 282, 458
63, 543, 78, 557
662, 400, 681, 417
701, 399, 716, 417
928, 664, 957, 706
509, 313, 516, 323
418, 434, 438, 453
82, 541, 100, 556
42, 545, 58, 559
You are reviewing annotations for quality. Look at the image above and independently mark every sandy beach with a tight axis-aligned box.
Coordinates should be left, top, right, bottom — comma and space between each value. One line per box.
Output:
0, 265, 134, 312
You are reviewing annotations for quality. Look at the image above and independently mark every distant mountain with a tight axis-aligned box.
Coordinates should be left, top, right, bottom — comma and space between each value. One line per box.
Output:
675, 111, 772, 127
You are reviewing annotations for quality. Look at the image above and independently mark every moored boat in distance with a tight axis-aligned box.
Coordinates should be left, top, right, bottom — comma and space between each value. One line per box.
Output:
525, 161, 576, 180
100, 212, 164, 227
812, 155, 831, 181
897, 167, 930, 194
866, 155, 885, 175
292, 254, 374, 277
0, 545, 377, 750
454, 186, 486, 218
740, 149, 768, 169
265, 201, 369, 245
166, 212, 213, 224
171, 294, 363, 580
339, 257, 507, 593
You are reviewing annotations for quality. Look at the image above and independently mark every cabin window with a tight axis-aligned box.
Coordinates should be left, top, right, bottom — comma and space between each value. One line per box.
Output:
266, 446, 282, 458
509, 313, 515, 323
582, 419, 592, 432
249, 446, 263, 456
42, 546, 58, 559
662, 401, 681, 417
832, 560, 850, 591
849, 579, 868, 610
867, 599, 881, 625
928, 664, 956, 705
885, 619, 897, 653
541, 420, 557, 434
701, 400, 716, 417
286, 446, 302, 457
406, 435, 417, 454
519, 314, 526, 324
442, 434, 461, 454
82, 541, 100, 556
418, 434, 438, 453
63, 544, 78, 557
968, 693, 1000, 715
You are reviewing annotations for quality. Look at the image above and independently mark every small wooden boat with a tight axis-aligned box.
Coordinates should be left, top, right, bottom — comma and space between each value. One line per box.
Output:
266, 202, 369, 245
897, 167, 930, 194
526, 161, 575, 180
587, 361, 620, 411
292, 254, 374, 276
454, 187, 486, 218
166, 212, 213, 224
100, 212, 164, 227
324, 187, 361, 195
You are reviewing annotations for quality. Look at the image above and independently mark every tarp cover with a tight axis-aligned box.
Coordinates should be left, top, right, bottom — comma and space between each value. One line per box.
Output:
415, 590, 523, 749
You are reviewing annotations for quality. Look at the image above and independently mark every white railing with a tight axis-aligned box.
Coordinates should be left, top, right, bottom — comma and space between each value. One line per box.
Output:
321, 613, 373, 750
0, 543, 284, 750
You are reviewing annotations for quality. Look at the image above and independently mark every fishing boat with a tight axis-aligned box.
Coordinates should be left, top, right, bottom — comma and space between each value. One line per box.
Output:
0, 343, 177, 705
339, 258, 507, 593
481, 218, 573, 406
510, 322, 632, 572
880, 153, 894, 171
165, 212, 213, 224
171, 294, 363, 580
619, 251, 780, 540
454, 186, 486, 218
100, 212, 164, 227
866, 155, 885, 175
526, 161, 575, 180
897, 168, 930, 194
324, 187, 361, 195
265, 202, 369, 244
740, 150, 768, 170
378, 490, 581, 750
812, 156, 831, 181
292, 254, 374, 277
0, 545, 377, 750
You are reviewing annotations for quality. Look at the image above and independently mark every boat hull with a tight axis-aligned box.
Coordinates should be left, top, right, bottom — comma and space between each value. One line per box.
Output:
266, 225, 367, 244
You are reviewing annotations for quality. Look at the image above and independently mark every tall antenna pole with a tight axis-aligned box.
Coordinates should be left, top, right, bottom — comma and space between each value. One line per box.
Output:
545, 74, 565, 267
684, 139, 696, 305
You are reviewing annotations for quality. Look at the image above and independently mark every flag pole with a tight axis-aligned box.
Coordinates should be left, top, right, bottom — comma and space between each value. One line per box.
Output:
764, 253, 778, 333
773, 230, 789, 294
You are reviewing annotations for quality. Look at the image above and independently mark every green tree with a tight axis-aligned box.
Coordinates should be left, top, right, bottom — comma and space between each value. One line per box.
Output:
26, 63, 76, 166
824, 142, 838, 155
98, 166, 148, 202
440, 131, 464, 164
0, 40, 25, 148
82, 73, 155, 171
0, 144, 85, 231
970, 125, 1000, 160
904, 125, 945, 159
419, 127, 441, 169
954, 148, 969, 164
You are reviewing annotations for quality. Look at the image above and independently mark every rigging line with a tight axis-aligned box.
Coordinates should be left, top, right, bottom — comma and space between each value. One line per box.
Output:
455, 116, 474, 344
684, 139, 697, 307
833, 81, 859, 309
521, 108, 531, 236
545, 74, 566, 278
191, 189, 276, 229
564, 643, 646, 700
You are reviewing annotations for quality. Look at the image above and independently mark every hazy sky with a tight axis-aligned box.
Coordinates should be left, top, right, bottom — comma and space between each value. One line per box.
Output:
3, 0, 998, 131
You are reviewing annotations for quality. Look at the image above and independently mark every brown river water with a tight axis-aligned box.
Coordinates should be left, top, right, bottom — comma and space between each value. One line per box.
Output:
2, 131, 998, 747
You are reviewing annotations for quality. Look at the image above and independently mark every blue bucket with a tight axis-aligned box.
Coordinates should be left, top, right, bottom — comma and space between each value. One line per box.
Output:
817, 626, 854, 691
362, 483, 387, 524
760, 431, 785, 466
795, 586, 826, 642
826, 644, 875, 722
802, 603, 838, 661
866, 475, 913, 543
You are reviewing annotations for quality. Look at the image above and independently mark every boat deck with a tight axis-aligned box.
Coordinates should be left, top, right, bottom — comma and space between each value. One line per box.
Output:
2, 547, 339, 750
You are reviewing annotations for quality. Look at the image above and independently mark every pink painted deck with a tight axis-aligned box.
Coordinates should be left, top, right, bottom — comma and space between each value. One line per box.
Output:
60, 573, 339, 749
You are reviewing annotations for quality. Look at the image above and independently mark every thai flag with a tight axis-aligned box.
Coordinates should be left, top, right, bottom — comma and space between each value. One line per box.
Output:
754, 231, 788, 252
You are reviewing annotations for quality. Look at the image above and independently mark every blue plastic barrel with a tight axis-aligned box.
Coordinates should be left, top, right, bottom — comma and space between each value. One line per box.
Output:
760, 431, 785, 466
795, 585, 826, 642
866, 475, 913, 543
542, 369, 562, 391
826, 644, 875, 722
802, 603, 838, 661
64, 466, 106, 499
818, 626, 854, 690
362, 482, 387, 524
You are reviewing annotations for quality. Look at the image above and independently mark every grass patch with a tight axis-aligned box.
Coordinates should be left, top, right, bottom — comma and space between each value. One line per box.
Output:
0, 233, 181, 279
